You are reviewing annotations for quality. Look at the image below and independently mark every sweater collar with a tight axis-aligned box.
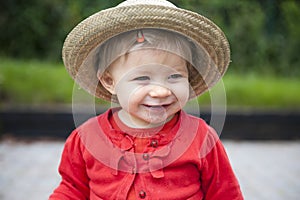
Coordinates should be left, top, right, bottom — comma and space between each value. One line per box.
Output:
99, 108, 182, 149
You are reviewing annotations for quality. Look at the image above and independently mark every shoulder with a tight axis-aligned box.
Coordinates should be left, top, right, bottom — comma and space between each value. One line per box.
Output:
180, 111, 215, 137
180, 111, 208, 129
62, 109, 114, 162
180, 111, 221, 155
75, 109, 112, 134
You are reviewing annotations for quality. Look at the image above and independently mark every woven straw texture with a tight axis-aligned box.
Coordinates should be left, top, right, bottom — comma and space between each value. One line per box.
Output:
63, 2, 230, 101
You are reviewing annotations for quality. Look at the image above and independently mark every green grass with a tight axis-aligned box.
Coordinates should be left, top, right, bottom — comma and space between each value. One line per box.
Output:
198, 73, 300, 109
0, 58, 73, 105
224, 74, 300, 108
1, 57, 300, 108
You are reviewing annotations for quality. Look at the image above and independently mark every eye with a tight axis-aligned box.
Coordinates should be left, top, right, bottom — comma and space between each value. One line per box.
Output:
133, 76, 150, 81
168, 74, 183, 79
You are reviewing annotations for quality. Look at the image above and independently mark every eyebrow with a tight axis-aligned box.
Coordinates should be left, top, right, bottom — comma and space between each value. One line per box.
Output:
171, 64, 188, 73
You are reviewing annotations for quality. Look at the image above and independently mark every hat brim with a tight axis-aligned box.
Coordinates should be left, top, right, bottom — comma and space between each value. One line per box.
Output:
63, 4, 230, 102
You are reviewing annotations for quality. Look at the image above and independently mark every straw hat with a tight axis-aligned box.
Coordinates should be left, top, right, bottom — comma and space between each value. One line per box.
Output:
63, 0, 230, 102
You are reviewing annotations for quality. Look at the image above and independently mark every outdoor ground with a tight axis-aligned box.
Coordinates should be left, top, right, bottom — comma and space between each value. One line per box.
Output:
0, 139, 299, 200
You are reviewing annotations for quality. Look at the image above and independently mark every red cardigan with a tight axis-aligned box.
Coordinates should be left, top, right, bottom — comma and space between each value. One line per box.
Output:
49, 109, 243, 200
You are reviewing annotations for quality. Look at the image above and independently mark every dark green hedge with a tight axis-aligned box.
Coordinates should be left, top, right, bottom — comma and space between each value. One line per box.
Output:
1, 0, 299, 76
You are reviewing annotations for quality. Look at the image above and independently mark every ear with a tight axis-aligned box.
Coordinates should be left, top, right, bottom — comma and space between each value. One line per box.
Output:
98, 70, 116, 94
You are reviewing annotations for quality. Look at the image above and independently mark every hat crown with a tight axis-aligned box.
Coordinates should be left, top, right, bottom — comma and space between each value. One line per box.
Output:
117, 0, 177, 8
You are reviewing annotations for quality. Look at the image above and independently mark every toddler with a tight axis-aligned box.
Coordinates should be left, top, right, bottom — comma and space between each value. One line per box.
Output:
50, 0, 243, 199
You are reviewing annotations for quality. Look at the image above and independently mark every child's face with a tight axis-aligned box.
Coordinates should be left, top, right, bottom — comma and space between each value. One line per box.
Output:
100, 49, 190, 128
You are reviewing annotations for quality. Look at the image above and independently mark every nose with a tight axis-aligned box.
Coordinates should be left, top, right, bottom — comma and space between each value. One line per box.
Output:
148, 85, 171, 98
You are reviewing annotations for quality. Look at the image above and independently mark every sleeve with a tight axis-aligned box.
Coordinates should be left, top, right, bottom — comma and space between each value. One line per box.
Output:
49, 130, 90, 200
199, 126, 244, 200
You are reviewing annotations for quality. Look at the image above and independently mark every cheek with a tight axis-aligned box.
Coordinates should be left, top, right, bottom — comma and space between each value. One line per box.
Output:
115, 84, 146, 107
170, 81, 190, 102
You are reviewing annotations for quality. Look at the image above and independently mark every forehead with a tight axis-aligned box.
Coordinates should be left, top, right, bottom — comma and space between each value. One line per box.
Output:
109, 49, 187, 73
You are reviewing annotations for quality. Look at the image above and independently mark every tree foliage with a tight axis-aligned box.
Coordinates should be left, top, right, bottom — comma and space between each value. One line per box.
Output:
0, 0, 299, 76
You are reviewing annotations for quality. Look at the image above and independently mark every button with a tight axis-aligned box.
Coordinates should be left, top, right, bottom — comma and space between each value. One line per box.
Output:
142, 153, 149, 160
139, 190, 146, 199
150, 140, 158, 148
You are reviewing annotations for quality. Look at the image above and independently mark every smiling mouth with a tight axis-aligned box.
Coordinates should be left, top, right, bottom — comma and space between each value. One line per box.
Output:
143, 104, 171, 109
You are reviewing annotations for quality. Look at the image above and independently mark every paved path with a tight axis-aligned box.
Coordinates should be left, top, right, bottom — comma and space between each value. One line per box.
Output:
0, 139, 299, 200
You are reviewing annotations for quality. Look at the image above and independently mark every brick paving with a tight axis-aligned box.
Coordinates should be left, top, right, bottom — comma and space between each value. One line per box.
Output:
0, 139, 299, 200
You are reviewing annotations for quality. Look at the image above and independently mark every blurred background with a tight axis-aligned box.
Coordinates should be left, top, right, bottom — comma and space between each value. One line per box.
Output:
0, 0, 299, 199
0, 0, 300, 107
